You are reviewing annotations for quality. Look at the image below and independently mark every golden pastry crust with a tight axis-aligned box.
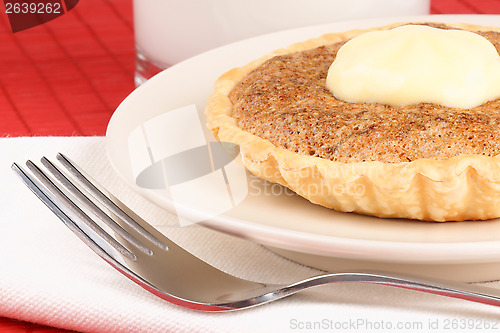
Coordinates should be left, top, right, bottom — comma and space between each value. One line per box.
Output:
205, 22, 500, 222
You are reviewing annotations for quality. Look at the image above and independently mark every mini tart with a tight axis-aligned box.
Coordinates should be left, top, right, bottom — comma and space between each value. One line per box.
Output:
205, 22, 500, 222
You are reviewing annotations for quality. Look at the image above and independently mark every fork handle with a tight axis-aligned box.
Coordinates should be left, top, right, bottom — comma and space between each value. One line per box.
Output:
294, 272, 500, 307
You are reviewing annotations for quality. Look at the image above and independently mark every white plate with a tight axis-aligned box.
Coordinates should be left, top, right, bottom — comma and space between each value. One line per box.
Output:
107, 15, 500, 281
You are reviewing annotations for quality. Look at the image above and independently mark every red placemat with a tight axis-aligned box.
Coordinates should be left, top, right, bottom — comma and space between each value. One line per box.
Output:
0, 0, 498, 331
0, 0, 135, 137
0, 318, 76, 332
431, 0, 500, 13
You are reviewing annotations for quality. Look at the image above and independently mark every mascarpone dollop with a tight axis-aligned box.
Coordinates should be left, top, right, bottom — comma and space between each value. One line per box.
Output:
326, 24, 500, 109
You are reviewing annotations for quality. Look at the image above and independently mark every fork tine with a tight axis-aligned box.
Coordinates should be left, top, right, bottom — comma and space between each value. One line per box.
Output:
15, 160, 137, 261
56, 153, 168, 251
11, 162, 130, 263
40, 157, 153, 256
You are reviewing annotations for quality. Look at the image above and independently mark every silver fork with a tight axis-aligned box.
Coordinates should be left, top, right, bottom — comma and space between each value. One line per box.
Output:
11, 154, 500, 312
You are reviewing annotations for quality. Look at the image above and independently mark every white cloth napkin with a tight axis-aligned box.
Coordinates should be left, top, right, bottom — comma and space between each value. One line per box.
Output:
2, 136, 500, 333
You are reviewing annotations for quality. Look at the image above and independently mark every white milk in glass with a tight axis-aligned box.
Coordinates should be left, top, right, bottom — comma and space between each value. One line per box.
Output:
133, 0, 429, 85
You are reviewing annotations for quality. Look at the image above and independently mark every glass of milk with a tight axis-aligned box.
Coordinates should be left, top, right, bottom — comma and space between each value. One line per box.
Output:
133, 0, 430, 86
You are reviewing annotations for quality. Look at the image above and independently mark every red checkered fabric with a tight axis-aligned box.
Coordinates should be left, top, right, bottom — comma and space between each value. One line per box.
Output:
0, 0, 135, 137
0, 0, 498, 332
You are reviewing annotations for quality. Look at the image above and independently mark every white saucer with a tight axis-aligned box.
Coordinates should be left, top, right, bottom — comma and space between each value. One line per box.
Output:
106, 15, 500, 282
